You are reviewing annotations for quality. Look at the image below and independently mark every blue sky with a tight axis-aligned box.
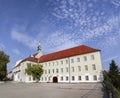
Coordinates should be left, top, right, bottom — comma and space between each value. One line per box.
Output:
0, 0, 120, 71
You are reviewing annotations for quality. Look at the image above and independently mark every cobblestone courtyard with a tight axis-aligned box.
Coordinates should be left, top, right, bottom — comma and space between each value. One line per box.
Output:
0, 82, 108, 98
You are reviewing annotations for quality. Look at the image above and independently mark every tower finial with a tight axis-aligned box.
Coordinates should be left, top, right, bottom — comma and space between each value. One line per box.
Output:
37, 43, 41, 52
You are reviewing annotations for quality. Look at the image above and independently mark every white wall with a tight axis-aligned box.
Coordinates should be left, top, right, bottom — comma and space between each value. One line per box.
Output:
13, 51, 103, 83
40, 51, 103, 83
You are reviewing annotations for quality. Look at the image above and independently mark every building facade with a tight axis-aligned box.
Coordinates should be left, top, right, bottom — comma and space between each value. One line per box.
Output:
12, 45, 103, 83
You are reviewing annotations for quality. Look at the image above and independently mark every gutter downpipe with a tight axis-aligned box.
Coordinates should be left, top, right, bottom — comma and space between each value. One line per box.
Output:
68, 57, 71, 83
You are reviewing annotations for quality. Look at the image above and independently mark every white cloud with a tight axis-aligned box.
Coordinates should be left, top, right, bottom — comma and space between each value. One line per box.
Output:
12, 48, 20, 55
40, 31, 79, 53
50, 0, 119, 45
96, 16, 120, 48
111, 0, 120, 7
11, 30, 39, 50
10, 14, 119, 55
43, 36, 78, 53
0, 43, 5, 50
52, 13, 67, 19
41, 15, 119, 53
55, 40, 78, 51
100, 36, 118, 48
10, 1, 120, 54
52, 0, 94, 27
81, 16, 116, 41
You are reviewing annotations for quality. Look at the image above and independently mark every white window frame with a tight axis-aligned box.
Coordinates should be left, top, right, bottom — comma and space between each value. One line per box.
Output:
72, 76, 75, 81
71, 59, 74, 63
61, 61, 63, 64
77, 58, 80, 62
84, 56, 87, 61
61, 68, 63, 73
66, 76, 68, 81
78, 76, 81, 80
93, 75, 97, 80
78, 66, 81, 71
85, 76, 89, 81
66, 67, 68, 72
91, 55, 95, 60
72, 67, 74, 72
92, 64, 96, 70
85, 65, 88, 71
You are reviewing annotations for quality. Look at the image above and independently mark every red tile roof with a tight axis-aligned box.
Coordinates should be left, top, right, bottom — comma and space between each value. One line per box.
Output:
13, 56, 39, 69
22, 56, 39, 63
39, 45, 100, 62
13, 45, 100, 68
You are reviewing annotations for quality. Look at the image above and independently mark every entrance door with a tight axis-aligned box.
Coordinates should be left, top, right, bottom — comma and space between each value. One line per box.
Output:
53, 77, 58, 83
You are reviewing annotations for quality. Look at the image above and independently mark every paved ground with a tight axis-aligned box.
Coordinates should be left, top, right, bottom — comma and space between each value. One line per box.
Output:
0, 82, 108, 98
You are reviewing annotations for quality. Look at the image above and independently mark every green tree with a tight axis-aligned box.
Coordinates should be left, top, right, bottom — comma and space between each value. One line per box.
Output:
109, 60, 120, 89
25, 63, 43, 82
0, 51, 9, 81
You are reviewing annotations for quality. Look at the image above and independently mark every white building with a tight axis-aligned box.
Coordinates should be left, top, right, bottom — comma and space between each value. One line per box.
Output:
12, 45, 103, 83
7, 71, 13, 80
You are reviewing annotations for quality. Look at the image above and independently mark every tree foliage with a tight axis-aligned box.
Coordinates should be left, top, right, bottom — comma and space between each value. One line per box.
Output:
108, 60, 120, 89
0, 51, 9, 81
103, 60, 120, 97
103, 60, 120, 89
25, 63, 43, 82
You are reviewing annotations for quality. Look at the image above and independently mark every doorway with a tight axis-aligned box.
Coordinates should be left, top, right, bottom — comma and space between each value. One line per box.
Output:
53, 77, 58, 83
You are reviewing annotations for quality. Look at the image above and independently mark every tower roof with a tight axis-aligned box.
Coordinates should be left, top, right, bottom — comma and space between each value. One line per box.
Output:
37, 44, 41, 52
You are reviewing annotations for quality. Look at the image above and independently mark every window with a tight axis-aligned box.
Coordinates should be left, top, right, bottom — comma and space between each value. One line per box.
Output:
41, 77, 43, 81
77, 58, 80, 62
85, 65, 88, 71
91, 55, 95, 60
72, 76, 75, 80
78, 66, 81, 71
84, 56, 87, 61
53, 62, 54, 66
18, 74, 20, 79
66, 76, 69, 81
48, 77, 50, 81
29, 77, 31, 81
56, 61, 59, 65
66, 60, 68, 64
45, 70, 47, 74
49, 62, 50, 66
78, 76, 81, 80
48, 69, 50, 74
66, 67, 68, 72
72, 67, 74, 72
71, 59, 74, 63
93, 75, 97, 80
61, 76, 63, 81
61, 68, 63, 73
45, 77, 47, 81
61, 61, 63, 64
45, 63, 47, 66
85, 76, 89, 80
33, 77, 35, 81
92, 64, 96, 70
56, 69, 59, 73
52, 69, 54, 73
